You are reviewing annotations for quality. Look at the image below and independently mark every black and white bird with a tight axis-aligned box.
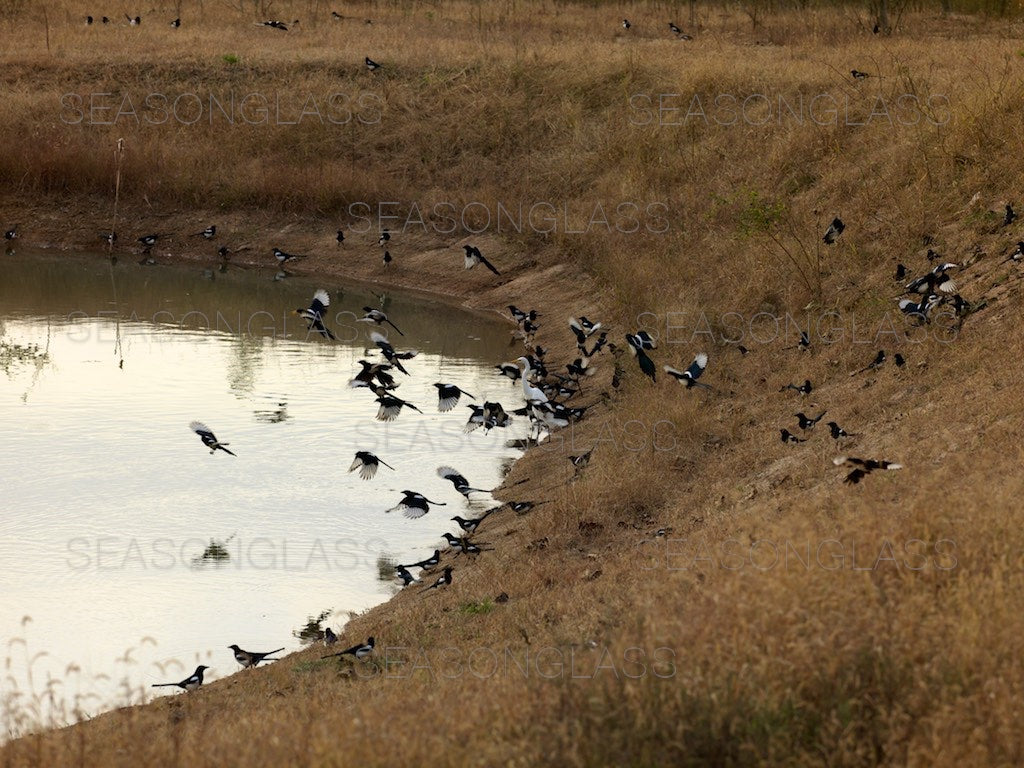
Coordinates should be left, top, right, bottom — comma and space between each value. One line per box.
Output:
358, 307, 404, 336
898, 294, 942, 319
336, 229, 345, 245
668, 21, 692, 38
396, 566, 419, 586
434, 383, 475, 412
189, 421, 236, 456
387, 491, 445, 519
126, 14, 141, 25
464, 401, 513, 432
827, 421, 856, 440
437, 466, 488, 498
370, 331, 417, 374
263, 19, 288, 30
780, 429, 806, 444
322, 637, 374, 660
296, 289, 335, 340
625, 334, 657, 382
463, 245, 500, 275
894, 353, 906, 367
851, 349, 886, 375
193, 225, 216, 239
349, 451, 394, 480
375, 392, 422, 421
823, 217, 845, 244
794, 411, 826, 430
664, 352, 711, 389
1004, 241, 1024, 263
403, 549, 441, 571
833, 456, 902, 484
894, 263, 908, 280
507, 500, 545, 515
781, 379, 813, 396
1004, 203, 1016, 227
382, 250, 392, 267
508, 306, 539, 325
170, 17, 180, 27
622, 18, 631, 29
570, 448, 594, 472
850, 69, 871, 79
377, 230, 390, 246
137, 233, 160, 251
905, 263, 958, 295
365, 56, 381, 72
273, 247, 306, 265
349, 359, 397, 390
228, 645, 284, 668
452, 507, 499, 534
100, 232, 117, 245
495, 362, 522, 381
3, 227, 16, 240
152, 665, 208, 691
324, 628, 338, 645
422, 566, 453, 593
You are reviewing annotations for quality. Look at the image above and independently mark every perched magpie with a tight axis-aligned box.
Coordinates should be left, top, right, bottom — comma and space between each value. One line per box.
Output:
508, 306, 539, 325
387, 491, 445, 519
851, 349, 885, 375
383, 250, 392, 267
152, 665, 208, 691
781, 379, 813, 396
1004, 241, 1024, 263
463, 245, 500, 275
663, 352, 711, 389
1004, 203, 1016, 227
434, 383, 475, 412
263, 20, 288, 30
189, 421, 236, 456
834, 456, 902, 484
377, 230, 390, 246
349, 451, 394, 480
324, 628, 338, 645
86, 15, 93, 23
332, 11, 343, 19
170, 17, 180, 27
193, 225, 216, 239
137, 234, 159, 251
102, 16, 110, 23
622, 18, 631, 29
375, 392, 422, 421
437, 466, 488, 498
365, 56, 381, 72
126, 14, 141, 25
851, 69, 871, 79
507, 500, 545, 515
823, 217, 845, 244
323, 637, 374, 660
273, 247, 306, 265
570, 448, 594, 471
295, 289, 335, 340
358, 307, 404, 336
794, 411, 826, 430
403, 549, 441, 570
668, 21, 692, 38
100, 232, 117, 245
3, 227, 16, 240
894, 263, 907, 280
452, 507, 499, 534
228, 645, 284, 668
422, 566, 454, 593
396, 566, 419, 586
827, 421, 856, 440
898, 294, 942, 319
780, 429, 806, 444
894, 353, 906, 367
452, 536, 492, 556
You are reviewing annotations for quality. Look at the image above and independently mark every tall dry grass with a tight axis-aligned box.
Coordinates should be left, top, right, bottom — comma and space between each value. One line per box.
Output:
4, 1, 1024, 765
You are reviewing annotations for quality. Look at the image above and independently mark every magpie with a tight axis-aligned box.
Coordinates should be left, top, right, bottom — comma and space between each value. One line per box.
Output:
823, 217, 845, 244
781, 379, 813, 396
833, 456, 902, 484
622, 18, 631, 29
349, 451, 394, 480
422, 566, 453, 593
945, 293, 971, 319
377, 230, 390, 246
905, 263, 958, 295
86, 15, 93, 24
358, 307, 404, 336
495, 362, 522, 381
273, 247, 306, 265
170, 17, 180, 27
137, 234, 160, 251
100, 231, 117, 245
585, 331, 609, 357
332, 11, 343, 19
625, 338, 656, 382
926, 248, 942, 262
323, 637, 374, 660
349, 359, 396, 389
794, 411, 826, 430
1005, 203, 1016, 227
894, 263, 907, 280
507, 500, 546, 515
295, 289, 335, 340
152, 665, 208, 691
508, 306, 539, 325
452, 507, 499, 534
463, 245, 500, 275
626, 330, 657, 350
437, 466, 488, 498
826, 421, 856, 440
663, 352, 711, 389
850, 69, 871, 79
383, 250, 392, 267
1004, 241, 1024, 263
325, 628, 338, 645
387, 491, 445, 519
403, 549, 441, 570
3, 227, 16, 240
894, 353, 906, 367
375, 392, 422, 421
366, 57, 381, 72
371, 332, 417, 374
193, 225, 216, 239
452, 536, 492, 556
898, 294, 941, 318
189, 422, 236, 456
263, 20, 288, 30
396, 566, 419, 586
565, 356, 594, 382
102, 16, 110, 23
228, 645, 284, 668
851, 349, 885, 375
464, 401, 513, 432
434, 383, 475, 412
126, 14, 141, 25
441, 531, 464, 549
668, 21, 692, 38
780, 429, 806, 444
516, 356, 549, 403
570, 448, 594, 471
873, 22, 880, 32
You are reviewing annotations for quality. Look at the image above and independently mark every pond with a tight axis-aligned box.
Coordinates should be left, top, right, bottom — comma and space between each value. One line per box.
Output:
0, 248, 527, 728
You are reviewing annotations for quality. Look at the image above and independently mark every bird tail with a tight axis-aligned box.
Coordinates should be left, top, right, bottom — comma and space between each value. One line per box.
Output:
151, 683, 178, 687
387, 320, 405, 336
218, 444, 237, 456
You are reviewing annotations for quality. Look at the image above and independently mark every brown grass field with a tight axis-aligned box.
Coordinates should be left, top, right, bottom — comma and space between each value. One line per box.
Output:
4, 0, 1024, 765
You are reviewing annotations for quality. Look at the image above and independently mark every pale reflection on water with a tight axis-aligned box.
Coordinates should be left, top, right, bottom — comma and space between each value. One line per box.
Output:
0, 250, 527, 720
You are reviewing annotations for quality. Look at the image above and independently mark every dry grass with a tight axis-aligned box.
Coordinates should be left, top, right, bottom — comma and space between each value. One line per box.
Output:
4, 1, 1024, 765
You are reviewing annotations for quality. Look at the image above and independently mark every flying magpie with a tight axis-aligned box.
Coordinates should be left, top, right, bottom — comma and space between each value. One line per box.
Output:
375, 392, 422, 421
189, 422, 236, 456
437, 466, 488, 498
228, 645, 284, 668
463, 245, 500, 275
369, 332, 416, 373
387, 491, 445, 519
349, 451, 394, 480
357, 307, 404, 335
833, 456, 902, 484
323, 637, 374, 660
664, 352, 711, 389
905, 263, 958, 295
296, 289, 335, 340
152, 665, 208, 691
433, 382, 475, 412
508, 306, 539, 325
349, 359, 396, 389
823, 217, 845, 244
